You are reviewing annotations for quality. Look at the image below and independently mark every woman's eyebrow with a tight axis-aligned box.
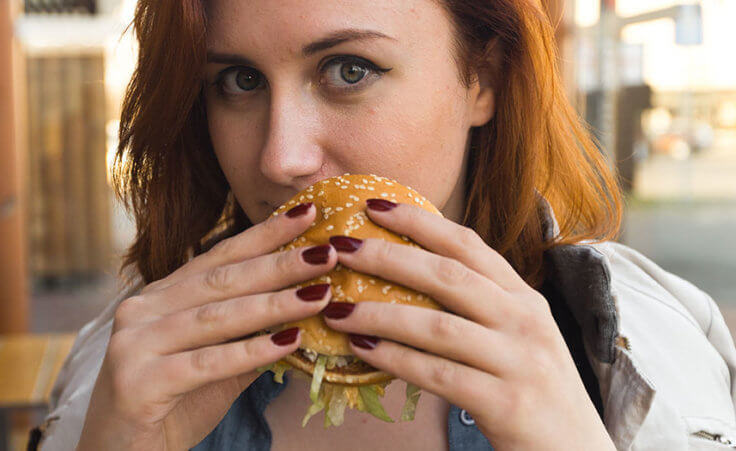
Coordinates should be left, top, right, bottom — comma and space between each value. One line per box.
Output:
206, 28, 396, 65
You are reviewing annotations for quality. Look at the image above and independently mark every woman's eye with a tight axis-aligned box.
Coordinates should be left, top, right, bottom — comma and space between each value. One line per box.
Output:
215, 67, 263, 95
320, 56, 391, 91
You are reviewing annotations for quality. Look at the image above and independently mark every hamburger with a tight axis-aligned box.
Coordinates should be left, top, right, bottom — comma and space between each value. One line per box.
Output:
259, 173, 444, 427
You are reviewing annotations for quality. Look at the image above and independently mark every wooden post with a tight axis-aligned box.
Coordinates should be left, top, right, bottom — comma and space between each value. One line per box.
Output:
0, 0, 29, 333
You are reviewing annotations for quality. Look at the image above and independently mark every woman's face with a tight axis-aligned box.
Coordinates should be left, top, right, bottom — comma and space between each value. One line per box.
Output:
205, 0, 495, 225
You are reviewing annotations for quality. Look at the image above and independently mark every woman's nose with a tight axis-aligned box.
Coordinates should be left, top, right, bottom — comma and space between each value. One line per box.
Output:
258, 89, 324, 183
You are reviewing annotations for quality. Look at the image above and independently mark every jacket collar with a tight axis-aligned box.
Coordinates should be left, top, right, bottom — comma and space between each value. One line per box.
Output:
538, 197, 618, 364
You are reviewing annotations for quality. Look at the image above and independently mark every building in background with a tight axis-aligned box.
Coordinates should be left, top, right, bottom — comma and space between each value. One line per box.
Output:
14, 0, 137, 288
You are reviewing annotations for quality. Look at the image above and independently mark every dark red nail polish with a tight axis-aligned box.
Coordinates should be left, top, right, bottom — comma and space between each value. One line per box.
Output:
350, 334, 380, 350
323, 302, 355, 319
329, 236, 363, 253
286, 202, 313, 218
271, 327, 300, 346
302, 244, 331, 265
296, 283, 331, 301
366, 199, 397, 212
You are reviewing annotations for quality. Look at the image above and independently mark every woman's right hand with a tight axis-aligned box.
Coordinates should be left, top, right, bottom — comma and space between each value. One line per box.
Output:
76, 203, 335, 451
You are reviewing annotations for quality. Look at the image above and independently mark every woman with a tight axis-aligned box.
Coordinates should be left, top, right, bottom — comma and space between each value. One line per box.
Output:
30, 0, 736, 449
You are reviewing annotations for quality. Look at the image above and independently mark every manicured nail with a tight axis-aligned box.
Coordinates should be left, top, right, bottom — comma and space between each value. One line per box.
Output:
366, 199, 397, 212
322, 302, 355, 319
286, 202, 313, 218
302, 244, 331, 265
296, 283, 331, 301
350, 334, 380, 350
329, 236, 363, 253
271, 327, 300, 346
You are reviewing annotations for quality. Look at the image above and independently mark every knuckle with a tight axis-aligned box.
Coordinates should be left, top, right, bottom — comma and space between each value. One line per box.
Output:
211, 236, 235, 258
266, 291, 290, 319
429, 360, 457, 388
194, 302, 227, 329
457, 226, 481, 249
430, 313, 461, 341
114, 296, 144, 329
435, 257, 472, 287
203, 265, 233, 294
277, 250, 294, 274
374, 240, 397, 265
190, 347, 219, 374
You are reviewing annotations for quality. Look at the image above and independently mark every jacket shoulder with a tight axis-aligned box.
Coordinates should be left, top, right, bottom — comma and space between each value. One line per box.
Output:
589, 241, 736, 449
591, 241, 713, 332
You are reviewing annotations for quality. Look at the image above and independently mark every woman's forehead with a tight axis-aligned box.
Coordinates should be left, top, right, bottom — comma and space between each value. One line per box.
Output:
205, 0, 449, 56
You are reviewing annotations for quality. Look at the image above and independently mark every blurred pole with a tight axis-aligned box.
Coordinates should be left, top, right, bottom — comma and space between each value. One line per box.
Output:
598, 0, 619, 169
0, 0, 29, 333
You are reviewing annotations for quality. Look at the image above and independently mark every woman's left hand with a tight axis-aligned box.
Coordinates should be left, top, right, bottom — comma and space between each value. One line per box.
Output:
323, 199, 615, 451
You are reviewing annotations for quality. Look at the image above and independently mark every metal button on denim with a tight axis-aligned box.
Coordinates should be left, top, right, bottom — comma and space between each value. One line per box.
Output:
460, 409, 475, 426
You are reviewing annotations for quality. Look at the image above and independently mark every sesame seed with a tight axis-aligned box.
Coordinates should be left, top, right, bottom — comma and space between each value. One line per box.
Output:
306, 194, 314, 199
336, 207, 343, 211
380, 192, 388, 197
345, 202, 353, 207
326, 225, 334, 231
341, 185, 348, 189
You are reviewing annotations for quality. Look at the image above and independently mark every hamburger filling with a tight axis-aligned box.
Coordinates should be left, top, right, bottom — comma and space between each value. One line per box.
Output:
258, 355, 423, 427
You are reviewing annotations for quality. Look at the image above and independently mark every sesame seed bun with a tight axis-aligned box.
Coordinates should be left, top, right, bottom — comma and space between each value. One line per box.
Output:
267, 173, 444, 386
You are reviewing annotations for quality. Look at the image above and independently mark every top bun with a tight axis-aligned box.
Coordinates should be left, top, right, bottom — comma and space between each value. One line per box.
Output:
270, 173, 444, 357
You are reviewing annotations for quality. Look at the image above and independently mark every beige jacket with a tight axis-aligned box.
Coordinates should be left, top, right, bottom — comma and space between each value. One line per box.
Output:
32, 239, 736, 450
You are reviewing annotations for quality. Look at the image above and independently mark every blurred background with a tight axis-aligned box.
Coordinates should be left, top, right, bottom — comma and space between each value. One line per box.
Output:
0, 0, 734, 449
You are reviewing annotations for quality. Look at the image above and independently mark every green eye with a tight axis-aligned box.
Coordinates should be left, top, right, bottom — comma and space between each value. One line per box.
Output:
322, 56, 392, 91
217, 67, 263, 94
340, 62, 369, 84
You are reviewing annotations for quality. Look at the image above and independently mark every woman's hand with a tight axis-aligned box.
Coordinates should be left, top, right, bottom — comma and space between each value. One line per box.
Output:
77, 203, 337, 451
323, 199, 615, 451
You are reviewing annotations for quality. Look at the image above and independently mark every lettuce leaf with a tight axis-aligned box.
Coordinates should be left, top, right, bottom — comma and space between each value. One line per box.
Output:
326, 385, 348, 426
310, 355, 327, 403
272, 361, 291, 384
358, 385, 394, 422
301, 397, 325, 427
400, 383, 422, 421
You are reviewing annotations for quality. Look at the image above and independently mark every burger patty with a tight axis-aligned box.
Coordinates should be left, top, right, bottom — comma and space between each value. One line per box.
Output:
294, 348, 380, 375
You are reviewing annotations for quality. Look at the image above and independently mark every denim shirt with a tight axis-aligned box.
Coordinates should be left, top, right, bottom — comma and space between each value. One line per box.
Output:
191, 370, 497, 451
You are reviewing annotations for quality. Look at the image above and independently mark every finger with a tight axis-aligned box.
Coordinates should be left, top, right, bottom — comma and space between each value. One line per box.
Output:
141, 202, 317, 295
349, 337, 502, 421
150, 329, 302, 397
332, 236, 508, 327
144, 285, 332, 354
363, 200, 525, 291
138, 243, 337, 319
323, 302, 510, 375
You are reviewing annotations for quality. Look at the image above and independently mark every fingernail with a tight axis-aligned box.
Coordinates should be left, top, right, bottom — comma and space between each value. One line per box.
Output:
366, 199, 397, 212
271, 327, 300, 346
302, 244, 331, 265
286, 202, 313, 218
322, 302, 355, 319
329, 236, 363, 253
296, 283, 331, 302
350, 334, 380, 350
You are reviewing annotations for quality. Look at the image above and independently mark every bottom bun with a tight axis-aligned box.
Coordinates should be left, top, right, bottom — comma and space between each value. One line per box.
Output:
284, 349, 394, 386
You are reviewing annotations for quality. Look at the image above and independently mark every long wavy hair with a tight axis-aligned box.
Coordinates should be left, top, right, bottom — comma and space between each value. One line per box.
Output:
113, 0, 623, 289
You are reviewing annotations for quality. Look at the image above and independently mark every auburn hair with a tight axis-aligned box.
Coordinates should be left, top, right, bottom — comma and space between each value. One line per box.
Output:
114, 0, 623, 289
